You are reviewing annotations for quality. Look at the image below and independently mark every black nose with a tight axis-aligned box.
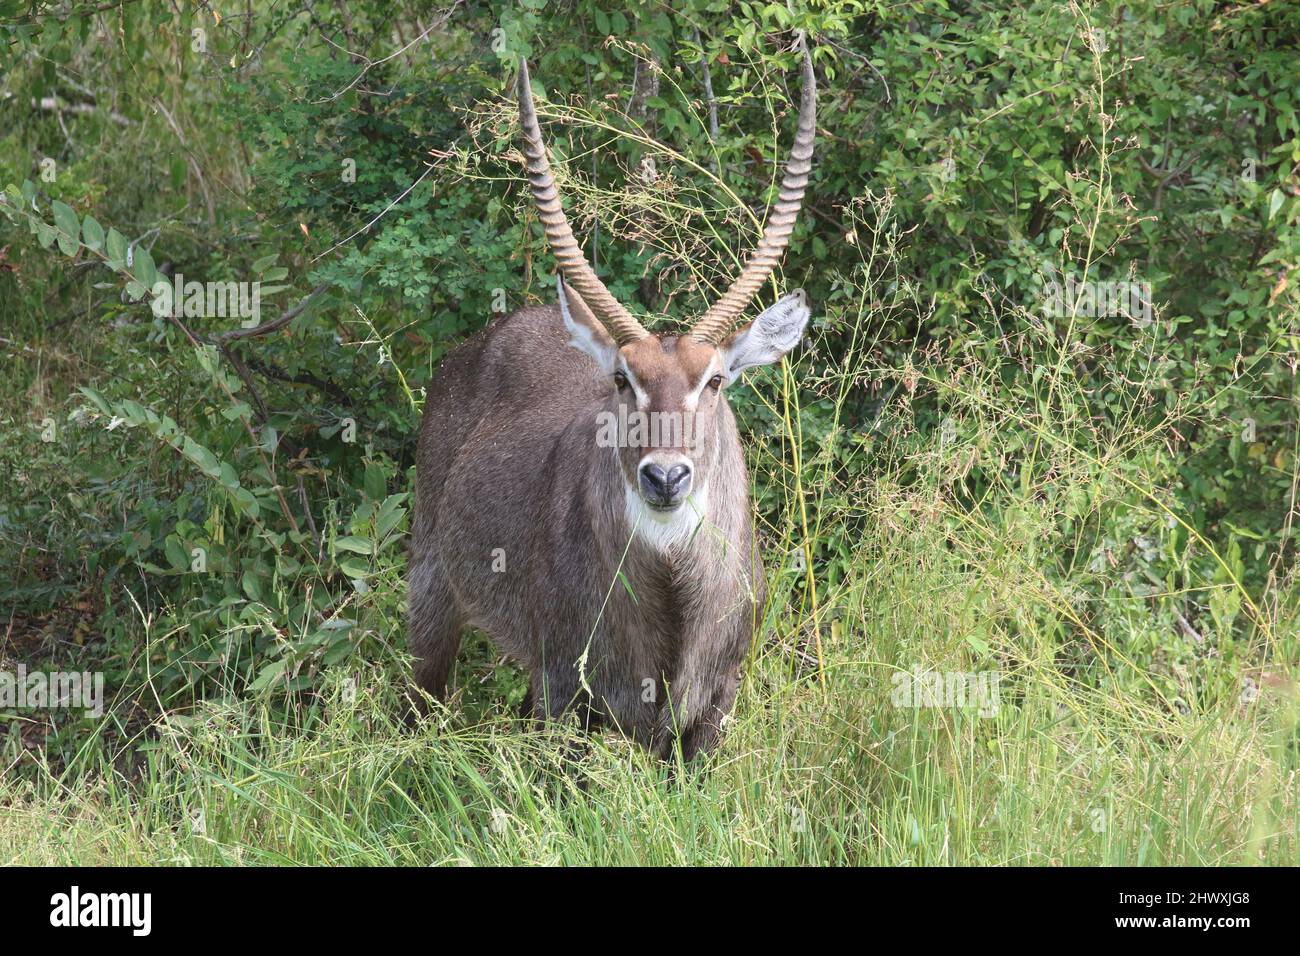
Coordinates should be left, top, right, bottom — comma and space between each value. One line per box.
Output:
639, 462, 692, 506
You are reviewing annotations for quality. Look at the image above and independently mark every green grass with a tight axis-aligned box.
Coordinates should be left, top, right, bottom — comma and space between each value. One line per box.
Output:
3, 577, 1296, 865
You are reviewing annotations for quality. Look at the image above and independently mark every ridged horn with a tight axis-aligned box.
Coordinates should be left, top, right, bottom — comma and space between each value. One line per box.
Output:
517, 58, 648, 346
690, 41, 817, 344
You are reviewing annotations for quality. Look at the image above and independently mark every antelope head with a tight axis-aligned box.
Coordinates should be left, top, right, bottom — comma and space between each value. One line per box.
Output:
517, 45, 817, 516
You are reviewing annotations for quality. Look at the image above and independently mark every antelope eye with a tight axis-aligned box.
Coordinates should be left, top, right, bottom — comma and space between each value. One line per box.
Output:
613, 371, 630, 391
708, 374, 724, 391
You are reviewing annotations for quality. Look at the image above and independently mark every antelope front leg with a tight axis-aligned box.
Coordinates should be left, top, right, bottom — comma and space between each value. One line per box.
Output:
528, 657, 604, 734
678, 667, 741, 761
654, 624, 750, 761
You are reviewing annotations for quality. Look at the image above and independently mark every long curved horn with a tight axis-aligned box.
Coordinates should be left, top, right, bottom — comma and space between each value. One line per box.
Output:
690, 42, 817, 344
517, 59, 648, 346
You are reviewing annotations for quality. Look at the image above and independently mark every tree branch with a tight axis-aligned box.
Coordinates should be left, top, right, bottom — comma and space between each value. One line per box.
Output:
210, 282, 330, 342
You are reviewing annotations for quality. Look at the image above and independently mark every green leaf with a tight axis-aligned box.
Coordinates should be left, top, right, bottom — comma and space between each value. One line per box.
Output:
35, 221, 56, 249
247, 658, 287, 693
241, 568, 263, 602
164, 535, 189, 571
132, 245, 157, 287
617, 570, 638, 604
1267, 188, 1284, 221
105, 227, 127, 268
363, 461, 387, 501
81, 214, 105, 250
334, 535, 374, 555
118, 399, 148, 424
229, 486, 259, 517
323, 640, 354, 666
78, 386, 113, 416
221, 401, 252, 422
51, 199, 80, 242
375, 494, 408, 540
338, 556, 370, 577
181, 436, 222, 478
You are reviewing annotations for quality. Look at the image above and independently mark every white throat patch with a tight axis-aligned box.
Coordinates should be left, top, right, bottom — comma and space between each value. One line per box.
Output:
624, 483, 709, 552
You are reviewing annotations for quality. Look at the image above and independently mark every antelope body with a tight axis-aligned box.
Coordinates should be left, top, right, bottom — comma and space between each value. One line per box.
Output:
408, 46, 817, 758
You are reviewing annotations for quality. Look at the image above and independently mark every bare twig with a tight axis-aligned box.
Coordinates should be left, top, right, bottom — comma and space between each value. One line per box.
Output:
1173, 606, 1204, 644
315, 0, 464, 103
693, 28, 720, 142
211, 282, 330, 342
13, 93, 133, 126
164, 310, 303, 537
240, 350, 355, 406
308, 153, 450, 263
817, 34, 890, 103
153, 98, 216, 226
626, 48, 661, 122
1139, 117, 1199, 212
219, 343, 271, 424
297, 472, 321, 551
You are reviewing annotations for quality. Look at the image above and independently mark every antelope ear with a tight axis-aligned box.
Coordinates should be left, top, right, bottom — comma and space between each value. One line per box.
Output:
557, 275, 617, 374
719, 289, 811, 378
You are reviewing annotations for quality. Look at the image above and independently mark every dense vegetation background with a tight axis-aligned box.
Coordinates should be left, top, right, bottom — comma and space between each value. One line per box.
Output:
1, 0, 1297, 864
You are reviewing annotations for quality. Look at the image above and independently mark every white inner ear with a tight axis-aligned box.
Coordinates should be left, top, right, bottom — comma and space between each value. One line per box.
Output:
720, 288, 812, 378
557, 275, 617, 374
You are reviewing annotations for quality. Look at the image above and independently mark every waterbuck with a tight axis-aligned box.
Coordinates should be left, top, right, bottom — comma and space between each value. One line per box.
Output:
408, 46, 817, 759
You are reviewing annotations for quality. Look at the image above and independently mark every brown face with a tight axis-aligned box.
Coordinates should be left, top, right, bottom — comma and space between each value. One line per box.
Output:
562, 280, 811, 515
611, 334, 725, 512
